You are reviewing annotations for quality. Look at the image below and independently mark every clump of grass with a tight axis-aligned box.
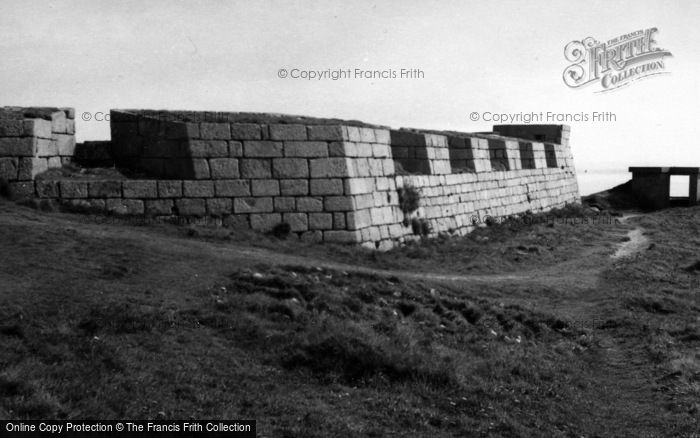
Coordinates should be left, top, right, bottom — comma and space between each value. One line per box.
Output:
625, 296, 676, 314
398, 184, 421, 214
76, 302, 171, 335
411, 217, 432, 236
269, 222, 292, 239
0, 369, 29, 397
0, 179, 10, 198
281, 318, 459, 388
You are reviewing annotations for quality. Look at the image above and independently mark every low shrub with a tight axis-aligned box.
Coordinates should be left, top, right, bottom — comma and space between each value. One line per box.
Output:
411, 217, 432, 236
398, 185, 421, 214
270, 222, 292, 239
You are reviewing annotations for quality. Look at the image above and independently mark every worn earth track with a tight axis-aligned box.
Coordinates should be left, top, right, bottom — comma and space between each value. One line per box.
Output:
0, 205, 641, 284
0, 202, 646, 301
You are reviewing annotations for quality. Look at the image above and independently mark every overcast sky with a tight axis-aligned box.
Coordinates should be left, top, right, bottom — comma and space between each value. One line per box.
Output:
1, 0, 698, 173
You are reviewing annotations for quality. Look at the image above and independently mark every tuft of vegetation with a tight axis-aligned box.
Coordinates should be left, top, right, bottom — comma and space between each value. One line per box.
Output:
411, 217, 432, 236
0, 179, 9, 198
270, 222, 292, 239
281, 318, 459, 388
398, 184, 421, 215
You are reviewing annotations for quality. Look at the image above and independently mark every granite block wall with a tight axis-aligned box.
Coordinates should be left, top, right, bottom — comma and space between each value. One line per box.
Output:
335, 127, 579, 249
0, 107, 75, 197
1, 108, 580, 248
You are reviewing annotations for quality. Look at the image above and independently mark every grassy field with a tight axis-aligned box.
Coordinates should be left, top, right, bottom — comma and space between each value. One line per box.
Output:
0, 198, 699, 437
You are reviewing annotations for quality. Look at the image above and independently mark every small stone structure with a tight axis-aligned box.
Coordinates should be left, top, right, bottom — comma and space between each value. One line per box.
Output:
628, 167, 700, 209
1, 107, 580, 248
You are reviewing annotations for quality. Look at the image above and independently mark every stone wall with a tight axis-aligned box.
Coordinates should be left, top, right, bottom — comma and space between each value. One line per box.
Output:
0, 107, 75, 197
1, 108, 581, 248
333, 128, 579, 249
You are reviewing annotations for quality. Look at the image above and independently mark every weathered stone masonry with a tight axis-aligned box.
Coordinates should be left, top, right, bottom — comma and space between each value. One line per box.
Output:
0, 107, 76, 197
0, 107, 580, 248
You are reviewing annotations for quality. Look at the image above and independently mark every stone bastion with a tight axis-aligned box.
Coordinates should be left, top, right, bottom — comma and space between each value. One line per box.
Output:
0, 107, 580, 249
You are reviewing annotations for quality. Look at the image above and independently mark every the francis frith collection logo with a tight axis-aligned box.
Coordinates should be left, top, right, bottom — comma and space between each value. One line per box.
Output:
563, 27, 672, 92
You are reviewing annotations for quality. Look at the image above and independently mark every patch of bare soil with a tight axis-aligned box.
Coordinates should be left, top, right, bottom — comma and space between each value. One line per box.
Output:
612, 227, 649, 259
